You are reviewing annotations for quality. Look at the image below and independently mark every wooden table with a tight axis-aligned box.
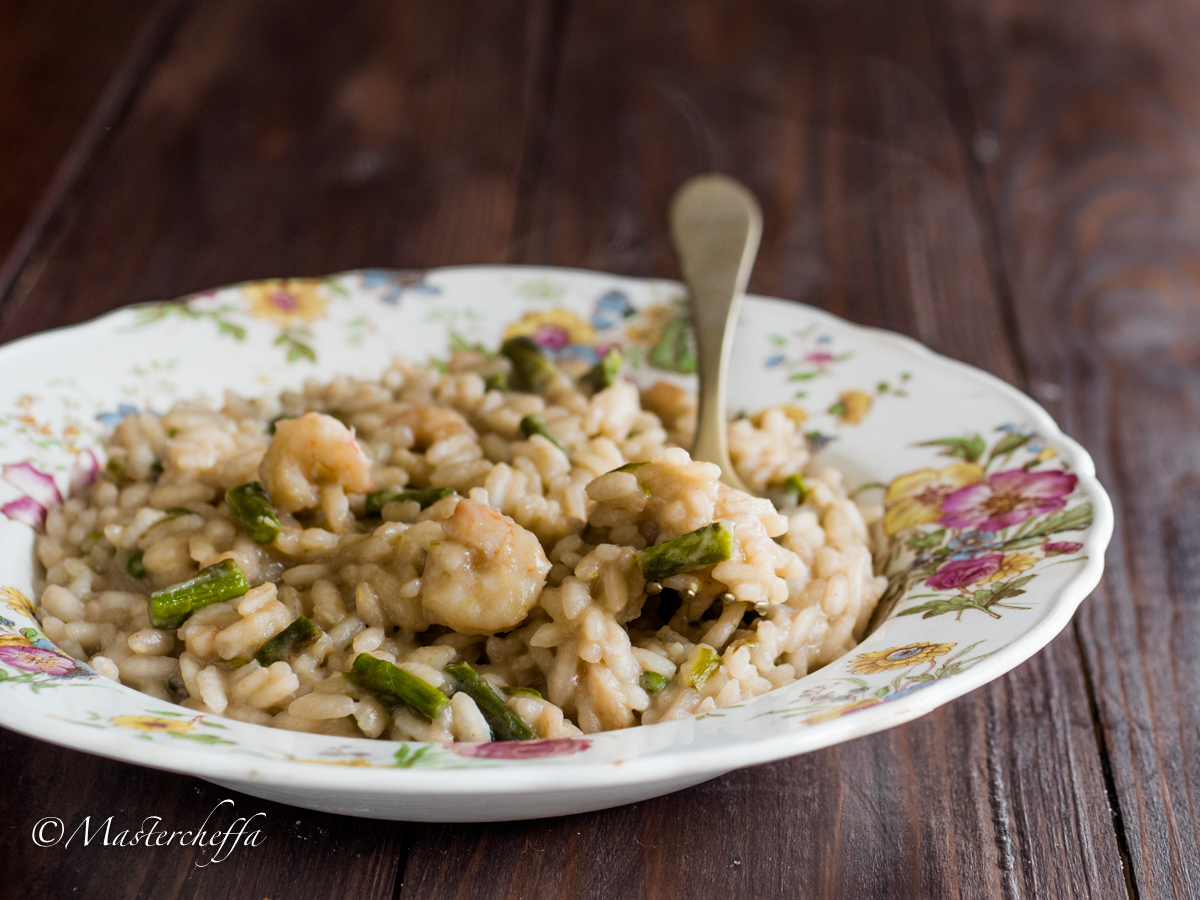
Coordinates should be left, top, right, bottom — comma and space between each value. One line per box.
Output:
0, 0, 1194, 896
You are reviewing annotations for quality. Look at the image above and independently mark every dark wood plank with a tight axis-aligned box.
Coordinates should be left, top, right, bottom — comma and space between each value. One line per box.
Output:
0, 0, 181, 295
936, 0, 1200, 894
396, 2, 1127, 897
0, 0, 558, 341
1, 0, 558, 897
0, 727, 407, 900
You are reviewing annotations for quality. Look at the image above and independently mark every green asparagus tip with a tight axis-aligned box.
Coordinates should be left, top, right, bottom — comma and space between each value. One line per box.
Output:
581, 347, 623, 392
784, 474, 807, 504
500, 336, 556, 394
519, 414, 565, 452
688, 646, 721, 690
640, 671, 668, 694
125, 550, 147, 579
253, 616, 321, 667
502, 685, 543, 699
348, 653, 449, 720
148, 558, 250, 630
365, 486, 457, 516
608, 460, 649, 474
226, 481, 282, 543
445, 662, 537, 741
637, 520, 736, 582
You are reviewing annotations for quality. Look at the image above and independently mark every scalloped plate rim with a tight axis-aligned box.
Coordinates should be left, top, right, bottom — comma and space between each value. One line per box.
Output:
0, 265, 1113, 801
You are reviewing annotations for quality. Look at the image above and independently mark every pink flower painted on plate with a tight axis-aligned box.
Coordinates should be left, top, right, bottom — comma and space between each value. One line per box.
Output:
1, 461, 62, 530
940, 469, 1077, 531
69, 450, 99, 496
0, 644, 78, 676
531, 326, 572, 351
451, 738, 592, 760
926, 554, 1003, 591
1043, 541, 1083, 556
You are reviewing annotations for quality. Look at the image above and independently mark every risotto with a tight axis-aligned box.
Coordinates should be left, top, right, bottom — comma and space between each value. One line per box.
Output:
30, 339, 886, 743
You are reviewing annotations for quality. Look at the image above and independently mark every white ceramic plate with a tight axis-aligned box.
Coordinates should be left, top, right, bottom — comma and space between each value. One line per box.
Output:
0, 266, 1112, 821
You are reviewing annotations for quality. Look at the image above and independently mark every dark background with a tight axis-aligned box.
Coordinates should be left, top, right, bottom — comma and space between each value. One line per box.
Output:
1, 0, 1196, 897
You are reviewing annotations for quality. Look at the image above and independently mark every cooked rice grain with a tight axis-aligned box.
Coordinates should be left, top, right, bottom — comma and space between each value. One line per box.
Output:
32, 351, 886, 742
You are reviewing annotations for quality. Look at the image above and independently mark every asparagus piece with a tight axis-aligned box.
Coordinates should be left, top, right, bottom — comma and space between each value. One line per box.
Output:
784, 474, 807, 504
689, 647, 721, 689
519, 414, 565, 452
365, 486, 457, 516
503, 685, 543, 699
267, 415, 293, 435
225, 481, 281, 543
608, 460, 648, 474
483, 372, 509, 392
445, 662, 537, 741
348, 653, 449, 720
637, 520, 736, 582
253, 616, 321, 667
126, 550, 146, 579
500, 336, 556, 393
581, 347, 623, 392
148, 559, 250, 630
640, 671, 668, 694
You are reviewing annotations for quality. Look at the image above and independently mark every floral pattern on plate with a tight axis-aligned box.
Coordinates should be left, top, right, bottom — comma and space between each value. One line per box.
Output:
0, 267, 1111, 817
876, 425, 1091, 621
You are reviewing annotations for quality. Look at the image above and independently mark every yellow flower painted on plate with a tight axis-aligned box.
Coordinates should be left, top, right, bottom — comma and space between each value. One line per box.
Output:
830, 390, 873, 425
883, 463, 984, 535
804, 698, 882, 724
0, 633, 33, 649
753, 405, 807, 427
0, 586, 35, 618
981, 551, 1038, 584
1035, 447, 1057, 462
503, 308, 595, 345
244, 279, 328, 327
111, 715, 195, 734
625, 303, 678, 347
848, 642, 956, 675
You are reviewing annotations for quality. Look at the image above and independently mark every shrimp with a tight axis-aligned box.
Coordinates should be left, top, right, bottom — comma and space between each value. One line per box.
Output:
386, 404, 473, 450
258, 412, 372, 513
419, 498, 550, 634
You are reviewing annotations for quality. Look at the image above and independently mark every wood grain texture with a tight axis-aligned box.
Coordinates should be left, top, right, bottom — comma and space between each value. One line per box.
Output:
0, 0, 558, 341
0, 0, 179, 294
0, 0, 553, 897
0, 726, 408, 900
396, 2, 1126, 896
937, 0, 1200, 894
3, 0, 1184, 896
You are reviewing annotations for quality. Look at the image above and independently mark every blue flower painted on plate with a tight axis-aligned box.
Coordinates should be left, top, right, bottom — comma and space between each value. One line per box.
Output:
806, 431, 837, 453
946, 529, 1003, 560
95, 403, 139, 428
362, 269, 441, 305
557, 345, 601, 365
590, 290, 635, 330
